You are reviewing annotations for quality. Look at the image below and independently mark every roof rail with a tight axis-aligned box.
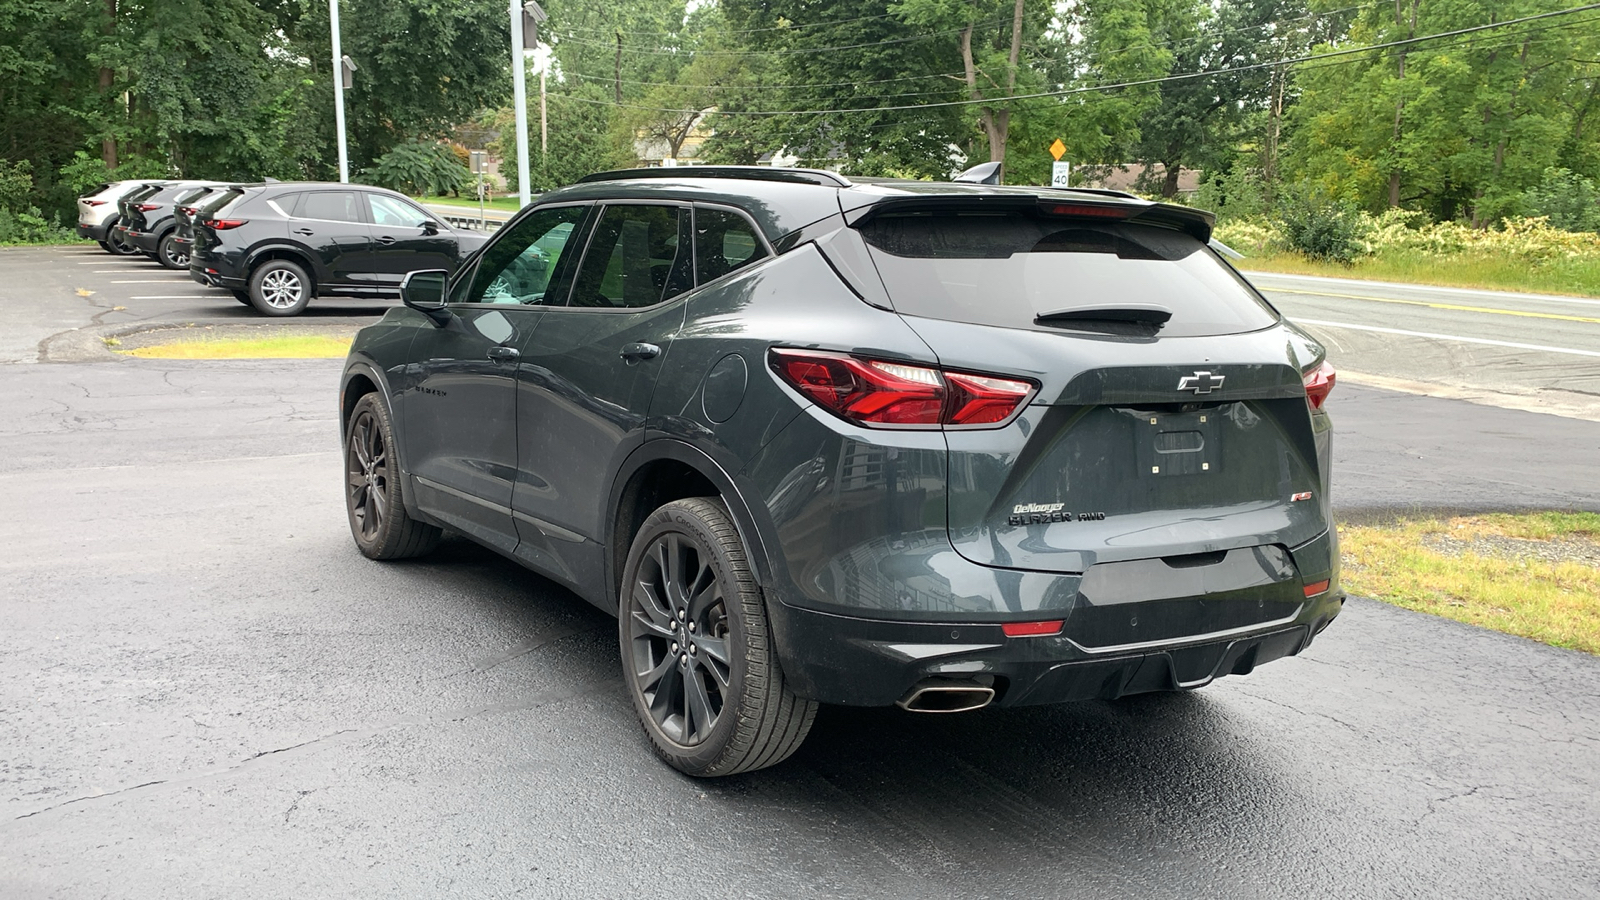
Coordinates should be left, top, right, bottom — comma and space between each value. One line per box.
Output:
578, 166, 852, 188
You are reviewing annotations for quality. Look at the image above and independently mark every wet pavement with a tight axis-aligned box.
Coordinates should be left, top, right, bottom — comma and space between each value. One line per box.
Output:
1, 358, 1596, 898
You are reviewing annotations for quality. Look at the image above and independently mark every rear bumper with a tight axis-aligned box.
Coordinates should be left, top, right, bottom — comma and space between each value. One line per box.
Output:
190, 266, 245, 290
768, 590, 1343, 707
77, 216, 116, 242
128, 230, 162, 253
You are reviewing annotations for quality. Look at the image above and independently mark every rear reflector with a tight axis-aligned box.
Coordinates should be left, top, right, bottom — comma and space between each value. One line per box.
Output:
1002, 620, 1065, 638
1304, 580, 1330, 597
770, 349, 1034, 429
1303, 361, 1336, 410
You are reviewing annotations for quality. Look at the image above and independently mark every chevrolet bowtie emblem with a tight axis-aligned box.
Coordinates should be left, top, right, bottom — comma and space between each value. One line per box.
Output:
1177, 371, 1225, 394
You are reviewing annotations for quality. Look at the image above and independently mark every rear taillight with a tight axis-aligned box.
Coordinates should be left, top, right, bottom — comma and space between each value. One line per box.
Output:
1302, 361, 1336, 410
86, 199, 108, 207
135, 202, 160, 212
205, 218, 248, 230
179, 206, 197, 215
770, 349, 1034, 429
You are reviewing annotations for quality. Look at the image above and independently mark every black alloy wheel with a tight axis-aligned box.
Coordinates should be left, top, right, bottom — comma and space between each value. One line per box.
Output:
158, 233, 188, 270
343, 393, 440, 560
620, 498, 816, 776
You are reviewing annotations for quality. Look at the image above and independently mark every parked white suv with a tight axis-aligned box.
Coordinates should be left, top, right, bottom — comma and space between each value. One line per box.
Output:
76, 180, 148, 255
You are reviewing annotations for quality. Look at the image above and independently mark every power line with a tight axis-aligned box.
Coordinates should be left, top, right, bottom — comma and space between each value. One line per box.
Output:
549, 18, 1010, 57
560, 4, 1600, 117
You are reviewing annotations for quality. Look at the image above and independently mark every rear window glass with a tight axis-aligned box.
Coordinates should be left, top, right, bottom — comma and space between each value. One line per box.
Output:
202, 189, 246, 218
858, 211, 1278, 337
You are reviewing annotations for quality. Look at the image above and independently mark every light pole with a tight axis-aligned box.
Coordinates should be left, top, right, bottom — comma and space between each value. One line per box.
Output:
512, 1, 547, 208
330, 0, 350, 183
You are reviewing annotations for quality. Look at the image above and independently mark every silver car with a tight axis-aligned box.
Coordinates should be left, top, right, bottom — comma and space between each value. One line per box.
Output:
76, 180, 152, 255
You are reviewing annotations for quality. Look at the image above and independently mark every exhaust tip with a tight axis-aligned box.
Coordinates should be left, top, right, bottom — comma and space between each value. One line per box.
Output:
896, 681, 996, 714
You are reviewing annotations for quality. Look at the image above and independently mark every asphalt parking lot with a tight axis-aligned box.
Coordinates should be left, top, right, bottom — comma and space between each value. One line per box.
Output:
3, 245, 1599, 897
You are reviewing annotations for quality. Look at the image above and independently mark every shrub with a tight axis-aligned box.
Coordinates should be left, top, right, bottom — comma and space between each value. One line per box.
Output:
362, 140, 468, 197
1276, 187, 1366, 263
1519, 168, 1600, 233
0, 160, 76, 245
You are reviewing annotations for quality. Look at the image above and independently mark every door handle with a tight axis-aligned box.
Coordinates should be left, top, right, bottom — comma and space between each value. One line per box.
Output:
620, 342, 661, 363
292, 227, 314, 235
487, 346, 520, 363
376, 235, 397, 245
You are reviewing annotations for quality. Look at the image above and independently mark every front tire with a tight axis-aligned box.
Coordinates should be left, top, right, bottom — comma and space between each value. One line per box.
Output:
249, 259, 312, 316
619, 498, 817, 776
344, 393, 440, 560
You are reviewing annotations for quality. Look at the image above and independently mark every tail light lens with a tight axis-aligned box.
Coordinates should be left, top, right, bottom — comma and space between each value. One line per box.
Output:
205, 218, 248, 230
179, 206, 197, 215
1303, 361, 1336, 410
86, 199, 108, 207
135, 202, 160, 212
770, 349, 1035, 429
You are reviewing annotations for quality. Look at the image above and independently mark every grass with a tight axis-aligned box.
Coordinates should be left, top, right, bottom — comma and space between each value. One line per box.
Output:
1339, 513, 1600, 655
118, 333, 354, 359
1241, 250, 1600, 298
417, 194, 525, 213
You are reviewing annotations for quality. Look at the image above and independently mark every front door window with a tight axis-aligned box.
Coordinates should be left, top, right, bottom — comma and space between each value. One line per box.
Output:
468, 205, 589, 305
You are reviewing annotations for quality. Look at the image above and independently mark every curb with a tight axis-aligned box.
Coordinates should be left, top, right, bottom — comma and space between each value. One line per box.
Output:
39, 318, 375, 364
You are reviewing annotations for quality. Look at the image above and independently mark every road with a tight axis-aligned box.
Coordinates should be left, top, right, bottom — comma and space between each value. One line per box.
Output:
2, 245, 1598, 897
1248, 271, 1600, 407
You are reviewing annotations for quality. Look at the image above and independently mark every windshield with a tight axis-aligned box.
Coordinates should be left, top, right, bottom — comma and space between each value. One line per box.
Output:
858, 210, 1279, 337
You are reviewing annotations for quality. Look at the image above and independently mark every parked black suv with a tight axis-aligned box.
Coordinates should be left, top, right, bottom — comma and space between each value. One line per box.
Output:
123, 181, 229, 269
190, 182, 489, 316
338, 166, 1343, 776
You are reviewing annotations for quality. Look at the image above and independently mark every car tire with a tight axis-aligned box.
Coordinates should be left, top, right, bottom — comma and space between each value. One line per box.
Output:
344, 393, 441, 560
157, 232, 186, 270
97, 240, 111, 251
231, 290, 252, 305
249, 259, 312, 316
106, 225, 139, 256
619, 497, 817, 776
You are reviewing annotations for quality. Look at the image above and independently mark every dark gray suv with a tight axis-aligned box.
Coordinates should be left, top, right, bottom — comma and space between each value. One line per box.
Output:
338, 167, 1343, 776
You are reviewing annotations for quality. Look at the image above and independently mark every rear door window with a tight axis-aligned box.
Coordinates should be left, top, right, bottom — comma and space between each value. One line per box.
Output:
298, 191, 365, 223
569, 204, 693, 309
858, 211, 1279, 337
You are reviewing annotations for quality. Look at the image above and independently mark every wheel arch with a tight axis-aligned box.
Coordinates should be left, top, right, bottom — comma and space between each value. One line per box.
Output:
244, 244, 319, 292
605, 439, 778, 616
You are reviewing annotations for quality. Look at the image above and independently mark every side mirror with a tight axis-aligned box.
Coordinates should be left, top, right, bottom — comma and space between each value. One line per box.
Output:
421, 219, 440, 235
401, 269, 451, 324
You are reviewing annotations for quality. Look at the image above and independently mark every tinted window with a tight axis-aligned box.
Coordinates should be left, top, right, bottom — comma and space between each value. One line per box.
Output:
369, 194, 435, 229
858, 212, 1279, 337
467, 205, 588, 305
569, 205, 692, 309
201, 189, 245, 218
694, 208, 767, 283
299, 191, 363, 223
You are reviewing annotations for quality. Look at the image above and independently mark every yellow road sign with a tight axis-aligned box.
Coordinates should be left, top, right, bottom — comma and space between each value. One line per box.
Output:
1049, 139, 1066, 161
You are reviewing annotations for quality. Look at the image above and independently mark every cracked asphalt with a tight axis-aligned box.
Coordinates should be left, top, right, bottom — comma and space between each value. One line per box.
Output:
3, 245, 1599, 898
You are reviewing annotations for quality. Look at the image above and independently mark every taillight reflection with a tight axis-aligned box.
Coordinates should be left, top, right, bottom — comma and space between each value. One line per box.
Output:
770, 349, 1034, 429
1303, 361, 1336, 410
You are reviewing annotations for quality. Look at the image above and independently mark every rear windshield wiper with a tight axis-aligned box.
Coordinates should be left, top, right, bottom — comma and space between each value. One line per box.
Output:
1033, 304, 1173, 328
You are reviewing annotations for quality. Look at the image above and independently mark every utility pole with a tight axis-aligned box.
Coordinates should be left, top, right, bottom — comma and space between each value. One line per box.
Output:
330, 0, 350, 182
540, 63, 548, 156
512, 1, 547, 208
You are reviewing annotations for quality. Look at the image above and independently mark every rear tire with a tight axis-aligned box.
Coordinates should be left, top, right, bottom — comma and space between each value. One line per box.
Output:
97, 240, 111, 251
157, 232, 187, 269
344, 393, 440, 560
106, 224, 139, 255
231, 290, 251, 305
619, 498, 817, 776
249, 259, 312, 317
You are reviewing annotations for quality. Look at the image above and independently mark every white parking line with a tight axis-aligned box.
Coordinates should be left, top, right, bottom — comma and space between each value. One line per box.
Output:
110, 280, 185, 284
1292, 318, 1600, 358
130, 295, 217, 300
